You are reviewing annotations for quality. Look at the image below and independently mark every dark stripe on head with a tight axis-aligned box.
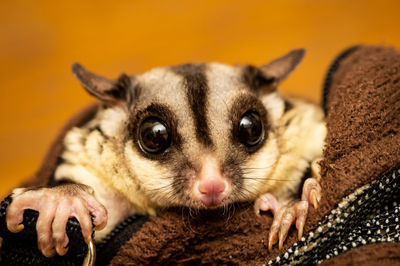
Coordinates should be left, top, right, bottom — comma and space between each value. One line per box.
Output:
171, 64, 213, 147
241, 65, 275, 93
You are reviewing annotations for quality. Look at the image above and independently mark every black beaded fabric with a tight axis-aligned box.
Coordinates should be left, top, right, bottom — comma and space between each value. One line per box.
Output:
0, 195, 89, 266
267, 167, 400, 266
321, 45, 360, 116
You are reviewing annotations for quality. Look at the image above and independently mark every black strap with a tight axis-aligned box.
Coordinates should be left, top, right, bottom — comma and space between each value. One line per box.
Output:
95, 215, 149, 266
321, 45, 360, 116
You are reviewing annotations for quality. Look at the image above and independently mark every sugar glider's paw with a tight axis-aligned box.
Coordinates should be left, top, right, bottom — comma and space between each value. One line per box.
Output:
254, 177, 321, 251
6, 184, 108, 257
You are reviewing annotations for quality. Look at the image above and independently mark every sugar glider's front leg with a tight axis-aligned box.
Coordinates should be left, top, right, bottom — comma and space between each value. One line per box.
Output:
6, 183, 107, 257
254, 159, 322, 251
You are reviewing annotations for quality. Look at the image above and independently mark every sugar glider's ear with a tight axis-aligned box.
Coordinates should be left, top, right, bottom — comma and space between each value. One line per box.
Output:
259, 49, 305, 91
71, 63, 130, 106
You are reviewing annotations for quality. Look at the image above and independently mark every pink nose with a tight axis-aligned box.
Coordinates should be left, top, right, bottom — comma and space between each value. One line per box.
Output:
198, 180, 226, 207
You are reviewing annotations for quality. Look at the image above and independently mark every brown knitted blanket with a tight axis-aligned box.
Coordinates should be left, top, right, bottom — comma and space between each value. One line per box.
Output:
1, 45, 399, 265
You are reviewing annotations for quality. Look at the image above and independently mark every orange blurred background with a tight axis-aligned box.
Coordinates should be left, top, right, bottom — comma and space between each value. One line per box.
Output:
1, 0, 400, 195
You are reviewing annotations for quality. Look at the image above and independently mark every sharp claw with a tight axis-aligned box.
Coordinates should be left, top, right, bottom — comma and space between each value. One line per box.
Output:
295, 202, 307, 241
56, 246, 68, 256
9, 223, 24, 233
254, 198, 269, 216
311, 191, 318, 209
302, 177, 322, 210
268, 231, 278, 252
278, 235, 284, 250
254, 199, 262, 216
43, 248, 56, 258
317, 192, 322, 203
278, 218, 291, 250
297, 223, 304, 240
61, 247, 69, 256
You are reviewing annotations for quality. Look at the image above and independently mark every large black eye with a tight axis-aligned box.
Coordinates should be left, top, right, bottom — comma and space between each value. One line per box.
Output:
238, 111, 264, 147
138, 117, 171, 154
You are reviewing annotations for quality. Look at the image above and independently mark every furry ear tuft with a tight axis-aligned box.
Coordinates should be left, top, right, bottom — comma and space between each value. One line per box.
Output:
71, 63, 130, 105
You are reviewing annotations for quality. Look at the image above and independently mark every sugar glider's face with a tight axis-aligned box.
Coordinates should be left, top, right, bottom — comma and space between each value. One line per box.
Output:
72, 49, 305, 209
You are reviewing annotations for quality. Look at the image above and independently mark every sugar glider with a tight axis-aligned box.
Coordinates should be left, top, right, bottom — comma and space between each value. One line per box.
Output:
6, 49, 326, 257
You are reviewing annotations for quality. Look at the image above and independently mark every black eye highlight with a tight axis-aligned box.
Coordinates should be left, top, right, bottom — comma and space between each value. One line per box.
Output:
138, 117, 171, 154
237, 110, 265, 150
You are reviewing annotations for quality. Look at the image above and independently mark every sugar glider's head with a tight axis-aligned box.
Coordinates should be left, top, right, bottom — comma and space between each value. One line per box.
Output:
72, 49, 305, 209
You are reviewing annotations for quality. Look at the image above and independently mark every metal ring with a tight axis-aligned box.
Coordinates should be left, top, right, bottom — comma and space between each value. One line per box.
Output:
82, 240, 96, 266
